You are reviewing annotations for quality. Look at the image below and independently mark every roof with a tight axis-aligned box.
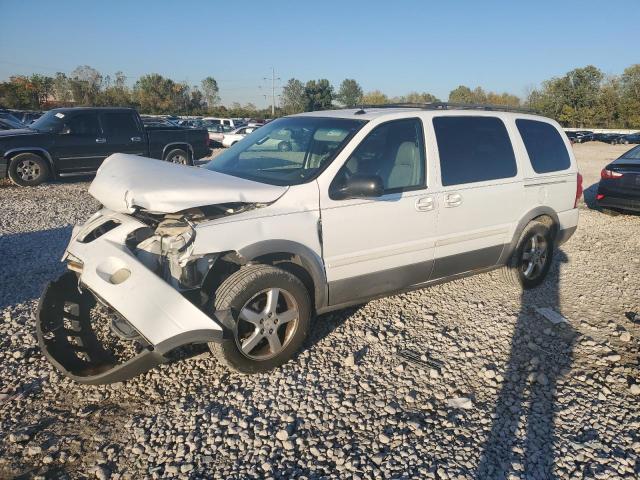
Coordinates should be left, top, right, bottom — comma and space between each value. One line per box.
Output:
51, 106, 136, 113
292, 103, 544, 122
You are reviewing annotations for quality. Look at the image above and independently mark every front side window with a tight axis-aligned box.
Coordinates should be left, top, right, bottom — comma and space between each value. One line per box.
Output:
62, 113, 100, 136
101, 112, 141, 136
516, 119, 570, 173
334, 118, 426, 194
206, 117, 366, 186
434, 116, 517, 186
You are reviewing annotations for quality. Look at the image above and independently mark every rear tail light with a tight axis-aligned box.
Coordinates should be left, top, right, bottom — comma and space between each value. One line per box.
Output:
574, 172, 583, 208
596, 194, 605, 201
601, 168, 623, 179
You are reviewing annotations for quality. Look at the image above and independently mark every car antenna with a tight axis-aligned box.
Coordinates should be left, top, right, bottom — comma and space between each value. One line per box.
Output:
354, 105, 366, 115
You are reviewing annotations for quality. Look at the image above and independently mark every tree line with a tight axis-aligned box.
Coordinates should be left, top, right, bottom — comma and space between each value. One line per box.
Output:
1, 64, 638, 127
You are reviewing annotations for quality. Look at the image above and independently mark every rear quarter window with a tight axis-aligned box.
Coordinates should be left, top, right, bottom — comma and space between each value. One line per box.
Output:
516, 119, 571, 174
433, 116, 517, 186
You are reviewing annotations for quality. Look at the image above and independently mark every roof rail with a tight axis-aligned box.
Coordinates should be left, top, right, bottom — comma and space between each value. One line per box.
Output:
354, 102, 536, 114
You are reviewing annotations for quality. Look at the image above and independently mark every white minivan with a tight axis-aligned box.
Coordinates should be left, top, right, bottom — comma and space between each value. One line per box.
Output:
37, 104, 581, 383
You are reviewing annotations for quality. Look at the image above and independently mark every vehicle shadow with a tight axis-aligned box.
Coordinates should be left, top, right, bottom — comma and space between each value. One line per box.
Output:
0, 226, 71, 309
477, 250, 578, 478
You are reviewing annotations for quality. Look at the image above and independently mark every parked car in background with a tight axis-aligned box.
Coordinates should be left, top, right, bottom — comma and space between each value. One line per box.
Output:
615, 132, 640, 145
575, 133, 594, 143
0, 107, 210, 186
593, 133, 622, 144
221, 125, 259, 147
0, 116, 25, 130
207, 123, 236, 145
596, 144, 640, 213
0, 111, 26, 128
1, 119, 18, 130
203, 117, 245, 128
36, 105, 580, 383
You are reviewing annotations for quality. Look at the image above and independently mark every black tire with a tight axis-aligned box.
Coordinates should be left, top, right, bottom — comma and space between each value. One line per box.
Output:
7, 153, 50, 186
208, 264, 311, 373
502, 221, 554, 289
277, 141, 292, 152
164, 148, 191, 165
623, 140, 630, 145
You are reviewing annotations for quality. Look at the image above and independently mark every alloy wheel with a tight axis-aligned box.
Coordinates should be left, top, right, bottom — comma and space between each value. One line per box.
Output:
235, 288, 299, 360
521, 233, 548, 280
16, 159, 41, 181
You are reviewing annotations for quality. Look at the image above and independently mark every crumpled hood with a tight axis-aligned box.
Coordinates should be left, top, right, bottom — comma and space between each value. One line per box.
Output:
88, 153, 288, 214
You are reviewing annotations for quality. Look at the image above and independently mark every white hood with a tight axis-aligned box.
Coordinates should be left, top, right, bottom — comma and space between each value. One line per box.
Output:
88, 154, 288, 214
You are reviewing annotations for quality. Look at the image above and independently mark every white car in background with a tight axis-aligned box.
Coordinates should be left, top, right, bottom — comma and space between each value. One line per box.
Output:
206, 124, 235, 145
203, 117, 245, 128
222, 126, 260, 147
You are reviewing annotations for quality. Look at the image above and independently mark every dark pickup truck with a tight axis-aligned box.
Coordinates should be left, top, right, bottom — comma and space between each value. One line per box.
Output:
0, 107, 210, 186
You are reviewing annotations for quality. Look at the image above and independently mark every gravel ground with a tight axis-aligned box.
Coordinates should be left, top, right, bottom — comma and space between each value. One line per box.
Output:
0, 144, 639, 479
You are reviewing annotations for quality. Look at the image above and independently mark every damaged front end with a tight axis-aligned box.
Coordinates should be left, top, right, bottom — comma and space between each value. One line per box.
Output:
36, 205, 250, 385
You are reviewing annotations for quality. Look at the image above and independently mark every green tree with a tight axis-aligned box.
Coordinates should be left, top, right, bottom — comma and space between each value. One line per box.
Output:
134, 73, 190, 114
620, 64, 640, 128
281, 78, 306, 114
361, 90, 389, 105
304, 79, 334, 111
201, 76, 220, 107
448, 85, 475, 103
337, 78, 363, 107
69, 65, 103, 105
403, 91, 439, 104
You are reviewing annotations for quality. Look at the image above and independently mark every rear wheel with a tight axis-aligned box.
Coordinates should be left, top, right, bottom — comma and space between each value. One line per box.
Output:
502, 221, 554, 289
164, 148, 191, 165
208, 264, 311, 373
8, 153, 50, 186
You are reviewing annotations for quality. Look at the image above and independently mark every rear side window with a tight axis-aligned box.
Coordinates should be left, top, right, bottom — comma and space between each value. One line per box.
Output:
433, 116, 517, 186
101, 112, 141, 136
516, 119, 570, 173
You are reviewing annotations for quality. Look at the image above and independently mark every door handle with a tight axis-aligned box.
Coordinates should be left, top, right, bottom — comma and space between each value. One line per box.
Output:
444, 193, 463, 208
131, 136, 142, 142
415, 196, 435, 211
95, 138, 106, 143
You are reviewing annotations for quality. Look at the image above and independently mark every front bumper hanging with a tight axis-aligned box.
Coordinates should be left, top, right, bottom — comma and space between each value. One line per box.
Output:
36, 272, 166, 385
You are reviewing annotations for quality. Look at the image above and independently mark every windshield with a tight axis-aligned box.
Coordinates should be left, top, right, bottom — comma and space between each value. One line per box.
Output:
205, 116, 366, 186
29, 110, 64, 133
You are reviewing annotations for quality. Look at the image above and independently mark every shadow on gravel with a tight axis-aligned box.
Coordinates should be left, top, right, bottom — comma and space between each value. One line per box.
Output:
0, 226, 71, 309
477, 251, 578, 479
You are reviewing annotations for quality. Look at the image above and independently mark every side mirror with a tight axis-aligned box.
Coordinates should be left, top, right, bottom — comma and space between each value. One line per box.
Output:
331, 174, 384, 200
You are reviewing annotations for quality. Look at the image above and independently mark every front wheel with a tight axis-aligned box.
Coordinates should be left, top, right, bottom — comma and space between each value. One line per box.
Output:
208, 264, 311, 373
502, 221, 554, 289
8, 153, 50, 186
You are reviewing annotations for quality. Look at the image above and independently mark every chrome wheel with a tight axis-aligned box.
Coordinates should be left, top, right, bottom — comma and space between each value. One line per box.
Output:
169, 153, 188, 164
521, 233, 548, 280
235, 287, 299, 360
16, 159, 41, 181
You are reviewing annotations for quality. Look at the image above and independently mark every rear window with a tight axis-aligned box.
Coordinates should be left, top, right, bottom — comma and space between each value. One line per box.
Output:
621, 145, 640, 160
433, 116, 517, 186
101, 112, 140, 136
516, 119, 570, 173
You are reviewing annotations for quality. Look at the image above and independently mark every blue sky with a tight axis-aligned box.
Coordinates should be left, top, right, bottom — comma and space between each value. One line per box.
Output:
0, 0, 637, 107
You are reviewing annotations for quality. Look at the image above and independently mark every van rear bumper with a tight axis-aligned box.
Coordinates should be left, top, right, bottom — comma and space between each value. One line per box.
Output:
556, 208, 579, 246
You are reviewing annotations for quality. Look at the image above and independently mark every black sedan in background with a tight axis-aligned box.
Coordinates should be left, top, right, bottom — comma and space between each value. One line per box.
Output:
615, 132, 640, 145
597, 145, 640, 213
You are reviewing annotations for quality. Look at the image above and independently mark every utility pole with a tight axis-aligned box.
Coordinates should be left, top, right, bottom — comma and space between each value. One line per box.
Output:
263, 67, 281, 117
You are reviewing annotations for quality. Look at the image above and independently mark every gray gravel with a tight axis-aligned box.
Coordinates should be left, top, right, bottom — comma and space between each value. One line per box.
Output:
1, 145, 639, 479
